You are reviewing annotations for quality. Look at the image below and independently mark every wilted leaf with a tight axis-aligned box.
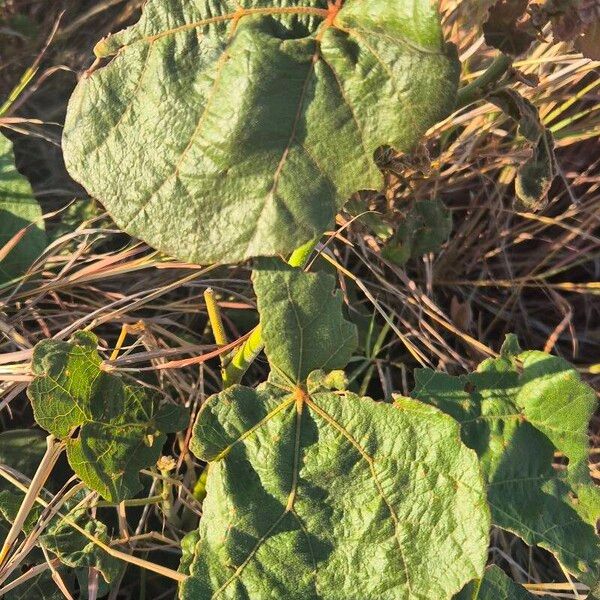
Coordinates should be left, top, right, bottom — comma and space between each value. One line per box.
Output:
413, 345, 600, 585
488, 88, 556, 210
182, 266, 490, 599
27, 331, 189, 501
382, 199, 452, 265
0, 132, 46, 283
483, 0, 537, 55
63, 0, 460, 264
576, 17, 600, 59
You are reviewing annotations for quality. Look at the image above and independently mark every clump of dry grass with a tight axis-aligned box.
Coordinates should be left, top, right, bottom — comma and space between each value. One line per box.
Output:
0, 0, 598, 598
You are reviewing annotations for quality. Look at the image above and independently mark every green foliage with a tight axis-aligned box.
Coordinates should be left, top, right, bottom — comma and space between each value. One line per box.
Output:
0, 132, 46, 283
182, 266, 490, 599
412, 342, 600, 586
253, 261, 358, 383
382, 199, 452, 265
27, 331, 189, 501
63, 0, 460, 264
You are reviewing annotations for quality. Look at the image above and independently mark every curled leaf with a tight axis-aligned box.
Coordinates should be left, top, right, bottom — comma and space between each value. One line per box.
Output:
488, 88, 556, 210
483, 0, 537, 56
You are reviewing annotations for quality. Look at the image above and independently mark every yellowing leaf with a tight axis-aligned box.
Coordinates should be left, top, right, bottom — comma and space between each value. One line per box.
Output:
63, 0, 459, 264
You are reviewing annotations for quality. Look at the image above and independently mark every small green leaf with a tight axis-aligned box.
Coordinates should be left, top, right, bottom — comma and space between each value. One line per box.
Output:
382, 198, 452, 265
27, 331, 189, 501
413, 350, 600, 585
63, 0, 460, 264
0, 490, 120, 588
40, 495, 121, 585
253, 262, 358, 384
0, 132, 46, 283
184, 386, 489, 599
488, 88, 556, 210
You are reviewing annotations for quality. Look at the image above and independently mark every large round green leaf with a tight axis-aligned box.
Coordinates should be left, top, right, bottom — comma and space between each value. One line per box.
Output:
63, 0, 459, 264
183, 386, 490, 599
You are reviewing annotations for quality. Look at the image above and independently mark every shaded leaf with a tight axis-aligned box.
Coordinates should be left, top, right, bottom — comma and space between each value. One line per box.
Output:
184, 386, 490, 599
0, 490, 120, 589
412, 346, 600, 585
40, 496, 121, 585
382, 198, 452, 265
0, 132, 45, 283
63, 0, 460, 264
252, 262, 358, 384
0, 429, 47, 492
483, 0, 536, 56
27, 331, 189, 501
488, 88, 556, 210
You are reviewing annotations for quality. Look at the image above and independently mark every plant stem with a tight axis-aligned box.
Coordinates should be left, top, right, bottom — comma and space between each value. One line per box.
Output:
204, 288, 228, 347
455, 54, 513, 110
221, 237, 320, 387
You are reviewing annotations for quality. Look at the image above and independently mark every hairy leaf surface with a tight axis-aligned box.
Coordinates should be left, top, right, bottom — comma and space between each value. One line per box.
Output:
63, 0, 460, 264
0, 132, 45, 283
182, 266, 490, 599
27, 331, 189, 501
413, 345, 600, 585
184, 385, 489, 599
253, 262, 358, 383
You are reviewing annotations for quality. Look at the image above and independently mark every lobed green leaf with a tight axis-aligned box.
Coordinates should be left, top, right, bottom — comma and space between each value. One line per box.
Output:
27, 331, 189, 501
413, 343, 600, 586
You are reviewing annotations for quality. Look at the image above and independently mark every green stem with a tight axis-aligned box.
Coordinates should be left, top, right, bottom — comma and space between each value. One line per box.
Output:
221, 237, 320, 387
455, 54, 513, 110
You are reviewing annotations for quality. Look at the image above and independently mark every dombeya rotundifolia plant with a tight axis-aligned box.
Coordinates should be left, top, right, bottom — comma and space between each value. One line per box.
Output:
62, 0, 460, 264
413, 337, 600, 590
27, 331, 189, 502
181, 262, 491, 599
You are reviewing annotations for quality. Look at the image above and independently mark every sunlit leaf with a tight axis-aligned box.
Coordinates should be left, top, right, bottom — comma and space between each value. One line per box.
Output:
182, 266, 490, 599
27, 331, 189, 501
413, 343, 600, 586
63, 0, 460, 264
